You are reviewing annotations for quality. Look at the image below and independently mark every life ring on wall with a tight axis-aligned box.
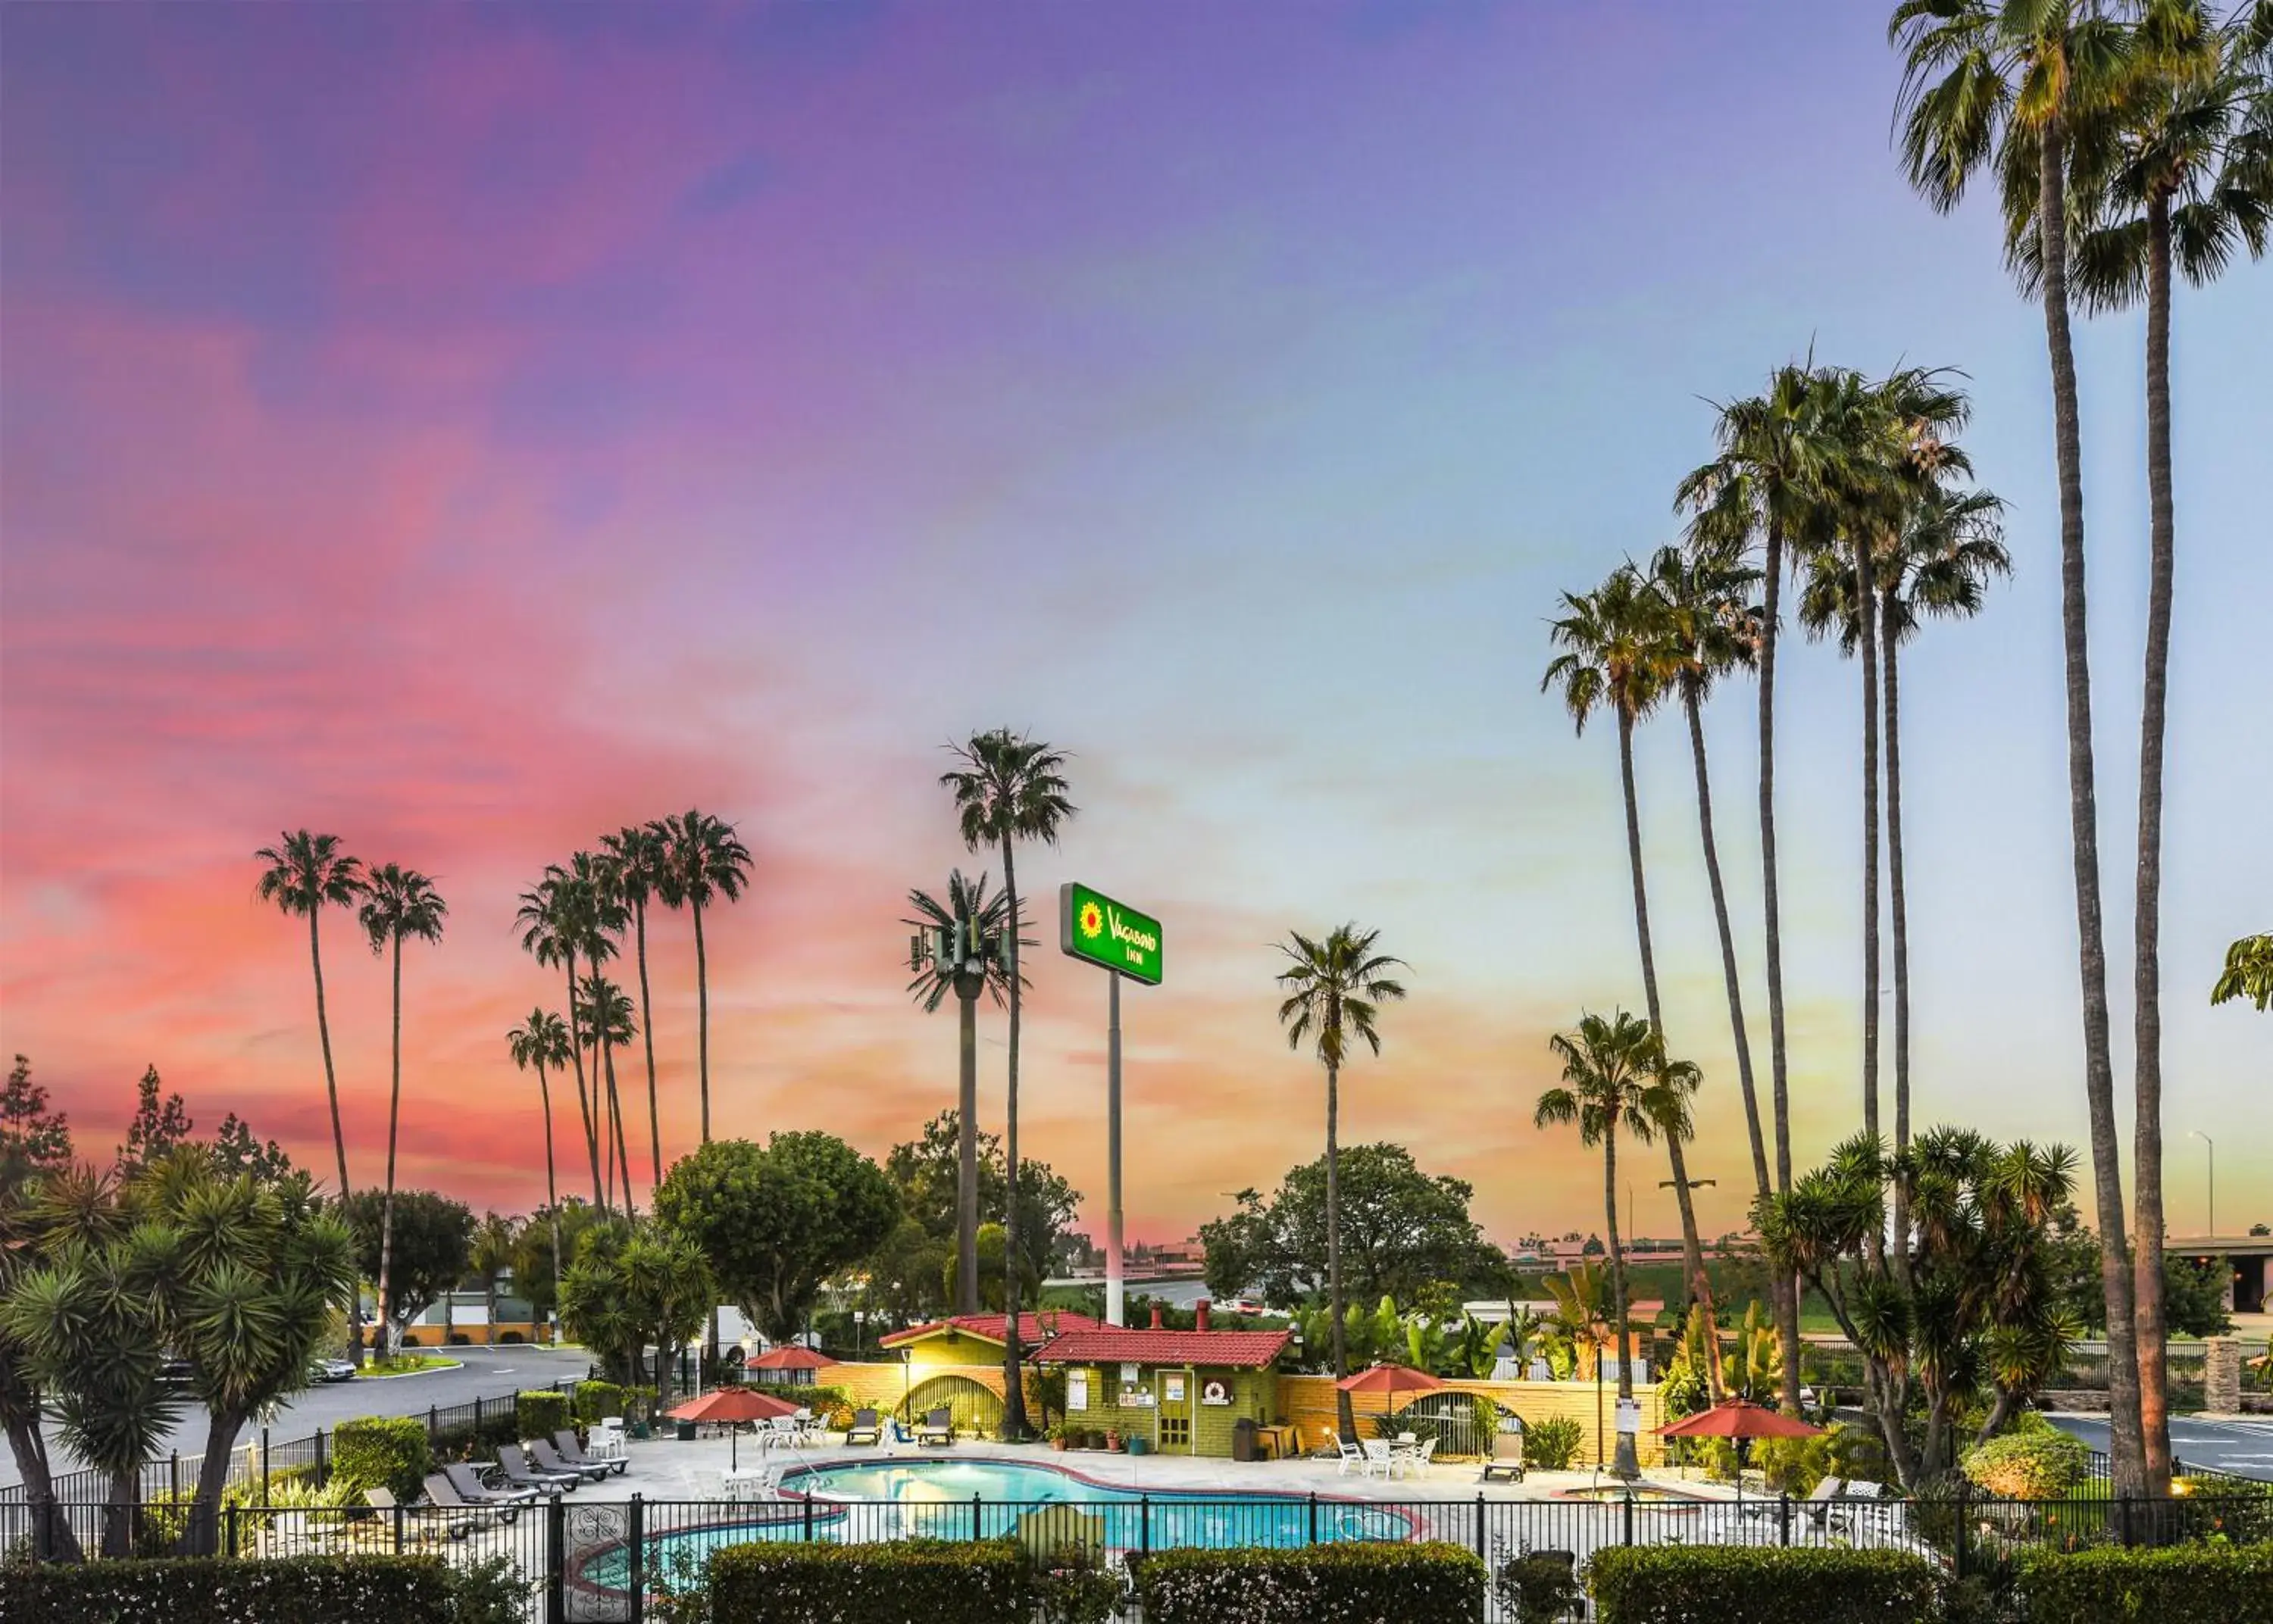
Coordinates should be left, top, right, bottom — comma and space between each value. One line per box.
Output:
1200, 1379, 1230, 1406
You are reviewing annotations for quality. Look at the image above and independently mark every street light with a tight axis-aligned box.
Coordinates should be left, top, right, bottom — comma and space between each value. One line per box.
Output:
2190, 1131, 2215, 1235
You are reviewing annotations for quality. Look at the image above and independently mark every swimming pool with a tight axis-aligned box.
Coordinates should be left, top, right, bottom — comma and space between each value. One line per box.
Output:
578, 1458, 1417, 1589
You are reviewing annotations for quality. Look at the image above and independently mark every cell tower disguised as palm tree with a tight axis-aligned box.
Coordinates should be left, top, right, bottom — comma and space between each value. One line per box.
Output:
943, 730, 1074, 1440
358, 863, 447, 1357
1274, 922, 1406, 1444
905, 870, 1015, 1316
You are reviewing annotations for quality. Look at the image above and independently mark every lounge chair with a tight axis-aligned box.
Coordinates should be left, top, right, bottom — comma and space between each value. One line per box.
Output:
497, 1442, 577, 1494
533, 1437, 611, 1484
844, 1407, 883, 1447
1796, 1477, 1846, 1531
423, 1472, 521, 1527
1480, 1430, 1526, 1483
1329, 1430, 1365, 1476
364, 1485, 471, 1544
915, 1407, 955, 1447
554, 1429, 628, 1477
439, 1462, 536, 1511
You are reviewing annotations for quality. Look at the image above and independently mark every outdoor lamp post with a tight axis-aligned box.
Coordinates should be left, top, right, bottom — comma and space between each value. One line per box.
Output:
854, 1309, 868, 1361
2190, 1130, 2215, 1235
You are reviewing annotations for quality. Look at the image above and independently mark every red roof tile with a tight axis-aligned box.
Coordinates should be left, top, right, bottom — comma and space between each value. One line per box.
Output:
1035, 1327, 1293, 1369
878, 1311, 1100, 1349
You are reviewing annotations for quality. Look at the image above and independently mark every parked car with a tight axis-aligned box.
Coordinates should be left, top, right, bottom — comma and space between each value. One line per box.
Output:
310, 1356, 358, 1383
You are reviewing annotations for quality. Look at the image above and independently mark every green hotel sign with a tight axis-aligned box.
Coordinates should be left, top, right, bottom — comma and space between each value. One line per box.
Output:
1059, 882, 1162, 985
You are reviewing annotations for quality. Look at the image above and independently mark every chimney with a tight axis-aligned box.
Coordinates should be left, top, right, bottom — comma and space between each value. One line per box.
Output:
1149, 1303, 1164, 1331
1195, 1299, 1212, 1332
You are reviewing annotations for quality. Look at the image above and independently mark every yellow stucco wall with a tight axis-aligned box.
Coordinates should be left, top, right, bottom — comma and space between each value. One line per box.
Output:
1277, 1373, 1665, 1466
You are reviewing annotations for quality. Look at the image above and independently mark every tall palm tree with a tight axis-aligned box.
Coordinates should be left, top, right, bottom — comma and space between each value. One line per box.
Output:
1536, 1010, 1673, 1478
508, 1008, 574, 1306
1275, 923, 1408, 1444
358, 863, 447, 1356
943, 730, 1075, 1440
905, 870, 1015, 1316
2012, 2, 2268, 1489
601, 824, 673, 1188
1891, 0, 2146, 1496
577, 973, 640, 1213
1541, 565, 1720, 1341
657, 810, 753, 1147
252, 829, 364, 1355
469, 1213, 517, 1348
1644, 545, 1770, 1202
516, 856, 627, 1211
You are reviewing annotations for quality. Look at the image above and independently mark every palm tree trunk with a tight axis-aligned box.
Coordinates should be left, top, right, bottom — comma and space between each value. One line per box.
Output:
1759, 515, 1805, 1419
1, 1408, 79, 1560
1686, 692, 1769, 1198
537, 1061, 562, 1338
2132, 189, 2176, 1495
997, 839, 1031, 1439
1327, 1057, 1354, 1443
1603, 1125, 1637, 1476
957, 985, 980, 1316
310, 908, 359, 1361
693, 899, 711, 1144
636, 898, 662, 1192
565, 952, 603, 1211
2040, 114, 2145, 1498
1858, 529, 1882, 1148
376, 934, 403, 1358
1884, 611, 1913, 1288
605, 1038, 635, 1220
1662, 1132, 1724, 1403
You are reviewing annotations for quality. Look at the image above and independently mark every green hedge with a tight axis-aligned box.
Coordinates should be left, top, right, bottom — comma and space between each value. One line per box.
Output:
329, 1416, 430, 1502
0, 1554, 451, 1622
708, 1539, 1031, 1624
749, 1382, 854, 1428
517, 1388, 573, 1441
2016, 1542, 2273, 1624
1135, 1542, 1486, 1624
575, 1379, 627, 1425
1587, 1547, 1940, 1624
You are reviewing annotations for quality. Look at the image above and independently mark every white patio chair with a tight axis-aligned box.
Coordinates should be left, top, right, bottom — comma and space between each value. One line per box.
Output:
768, 1415, 802, 1451
1405, 1438, 1437, 1479
1361, 1439, 1399, 1480
1330, 1431, 1365, 1476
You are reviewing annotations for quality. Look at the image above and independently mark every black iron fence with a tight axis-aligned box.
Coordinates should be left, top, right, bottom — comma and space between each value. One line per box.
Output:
5, 1485, 2265, 1623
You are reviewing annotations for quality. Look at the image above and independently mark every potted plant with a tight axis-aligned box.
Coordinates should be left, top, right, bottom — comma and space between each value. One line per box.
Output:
1048, 1423, 1068, 1451
1103, 1429, 1122, 1452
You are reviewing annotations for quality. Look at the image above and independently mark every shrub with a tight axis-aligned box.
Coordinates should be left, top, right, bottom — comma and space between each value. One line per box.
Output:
749, 1382, 854, 1429
1524, 1415, 1584, 1470
1033, 1542, 1121, 1624
2016, 1542, 2273, 1624
575, 1379, 628, 1424
1135, 1542, 1486, 1624
709, 1539, 1030, 1624
0, 1554, 452, 1622
330, 1416, 432, 1502
446, 1554, 534, 1624
1496, 1552, 1583, 1624
1961, 1426, 2090, 1501
517, 1388, 573, 1441
1587, 1547, 1941, 1624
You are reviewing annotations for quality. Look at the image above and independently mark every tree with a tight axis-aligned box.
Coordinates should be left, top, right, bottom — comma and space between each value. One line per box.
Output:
0, 1064, 77, 1557
470, 1212, 518, 1348
2019, 2, 2268, 1485
1891, 0, 2146, 1496
943, 730, 1074, 1438
358, 864, 447, 1357
211, 1113, 295, 1185
1275, 923, 1408, 1442
508, 1008, 574, 1307
904, 871, 1015, 1314
599, 823, 674, 1188
577, 973, 640, 1213
653, 1133, 900, 1343
559, 1218, 713, 1404
2213, 932, 2273, 1009
877, 1111, 1081, 1317
342, 1189, 474, 1346
117, 1063, 194, 1176
253, 831, 364, 1207
2160, 1254, 2235, 1338
1544, 564, 1721, 1357
517, 855, 627, 1212
1536, 1010, 1678, 1477
511, 1197, 602, 1329
657, 809, 752, 1146
1, 1055, 71, 1190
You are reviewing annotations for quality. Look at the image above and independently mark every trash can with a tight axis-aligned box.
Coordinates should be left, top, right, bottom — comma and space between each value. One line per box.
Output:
1231, 1417, 1258, 1463
676, 1419, 696, 1441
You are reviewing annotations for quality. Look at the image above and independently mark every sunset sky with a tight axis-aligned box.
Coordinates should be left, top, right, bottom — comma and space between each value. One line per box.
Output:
4, 2, 2266, 1251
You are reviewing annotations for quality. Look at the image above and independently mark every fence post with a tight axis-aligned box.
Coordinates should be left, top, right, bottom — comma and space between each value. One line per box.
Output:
428, 1405, 438, 1445
804, 1490, 814, 1541
1953, 1481, 1968, 1581
476, 1396, 484, 1436
226, 1504, 238, 1560
393, 1500, 405, 1555
1474, 1492, 1487, 1564
1140, 1495, 1151, 1555
973, 1491, 984, 1544
1308, 1492, 1318, 1545
627, 1494, 645, 1624
1778, 1494, 1791, 1547
546, 1493, 567, 1624
1622, 1491, 1635, 1547
261, 1426, 270, 1504
170, 1451, 180, 1501
317, 1428, 327, 1488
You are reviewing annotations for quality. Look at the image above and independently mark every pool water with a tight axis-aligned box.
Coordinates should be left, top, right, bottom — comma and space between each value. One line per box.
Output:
582, 1458, 1415, 1588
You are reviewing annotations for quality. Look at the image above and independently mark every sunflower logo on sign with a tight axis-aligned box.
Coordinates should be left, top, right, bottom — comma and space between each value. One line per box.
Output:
1077, 899, 1105, 941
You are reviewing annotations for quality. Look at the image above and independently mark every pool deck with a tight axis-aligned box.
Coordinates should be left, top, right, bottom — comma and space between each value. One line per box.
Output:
607, 1431, 1747, 1504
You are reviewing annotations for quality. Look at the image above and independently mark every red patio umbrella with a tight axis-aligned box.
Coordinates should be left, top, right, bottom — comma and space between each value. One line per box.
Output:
746, 1346, 836, 1379
1659, 1400, 1821, 1491
1337, 1363, 1446, 1431
668, 1387, 801, 1468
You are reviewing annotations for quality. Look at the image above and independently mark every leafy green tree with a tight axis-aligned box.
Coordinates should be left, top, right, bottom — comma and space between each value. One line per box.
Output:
253, 830, 364, 1206
599, 823, 674, 1186
2160, 1254, 2235, 1338
656, 809, 752, 1146
117, 1063, 194, 1176
358, 864, 446, 1356
559, 1218, 714, 1404
0, 1070, 78, 1557
1, 1055, 70, 1189
511, 1197, 601, 1327
211, 1113, 294, 1185
943, 730, 1074, 1439
517, 856, 628, 1211
1891, 0, 2146, 1495
342, 1189, 474, 1346
508, 1008, 575, 1301
1274, 923, 1407, 1441
878, 1110, 1080, 1316
2214, 932, 2273, 1010
654, 1133, 900, 1341
905, 870, 1015, 1315
470, 1212, 519, 1347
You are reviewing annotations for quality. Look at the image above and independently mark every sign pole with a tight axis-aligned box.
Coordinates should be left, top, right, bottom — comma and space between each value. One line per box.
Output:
1107, 969, 1124, 1328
